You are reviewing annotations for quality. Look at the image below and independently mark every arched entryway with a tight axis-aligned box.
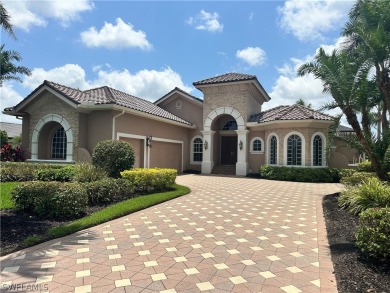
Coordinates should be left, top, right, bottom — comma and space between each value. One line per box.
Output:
31, 114, 73, 162
202, 107, 248, 175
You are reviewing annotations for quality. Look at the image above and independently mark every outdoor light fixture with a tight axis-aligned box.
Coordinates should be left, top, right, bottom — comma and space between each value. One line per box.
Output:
147, 136, 153, 148
239, 140, 243, 150
204, 140, 208, 150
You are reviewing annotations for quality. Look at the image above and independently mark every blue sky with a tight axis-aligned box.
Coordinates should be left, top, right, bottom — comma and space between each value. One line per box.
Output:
1, 0, 355, 123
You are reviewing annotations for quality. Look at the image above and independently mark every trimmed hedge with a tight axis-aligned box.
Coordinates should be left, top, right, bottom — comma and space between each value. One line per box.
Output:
83, 178, 135, 205
0, 162, 69, 182
121, 168, 177, 191
73, 163, 107, 182
356, 208, 390, 259
37, 166, 75, 182
258, 166, 341, 183
11, 181, 87, 219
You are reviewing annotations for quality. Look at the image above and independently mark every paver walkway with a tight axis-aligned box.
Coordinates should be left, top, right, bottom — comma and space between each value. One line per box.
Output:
1, 175, 342, 293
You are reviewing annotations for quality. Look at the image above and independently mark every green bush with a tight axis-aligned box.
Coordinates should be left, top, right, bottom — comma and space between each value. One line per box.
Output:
121, 168, 177, 192
73, 162, 107, 182
11, 181, 87, 219
258, 166, 341, 183
83, 178, 135, 205
36, 166, 74, 182
357, 160, 375, 172
0, 130, 8, 148
356, 208, 390, 259
340, 171, 377, 186
92, 140, 135, 178
0, 162, 67, 182
338, 177, 390, 215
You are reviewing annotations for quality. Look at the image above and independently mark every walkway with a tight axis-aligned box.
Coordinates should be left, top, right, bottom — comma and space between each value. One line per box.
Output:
0, 175, 342, 293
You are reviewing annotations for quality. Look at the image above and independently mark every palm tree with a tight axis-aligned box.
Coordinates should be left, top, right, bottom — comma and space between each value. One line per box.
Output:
298, 47, 389, 181
295, 98, 312, 109
0, 44, 31, 86
0, 2, 16, 39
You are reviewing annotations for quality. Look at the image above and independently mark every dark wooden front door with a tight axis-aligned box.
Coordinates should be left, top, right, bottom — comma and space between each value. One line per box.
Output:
221, 136, 237, 165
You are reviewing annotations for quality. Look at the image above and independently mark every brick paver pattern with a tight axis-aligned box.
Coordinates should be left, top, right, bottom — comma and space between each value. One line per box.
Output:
0, 175, 342, 293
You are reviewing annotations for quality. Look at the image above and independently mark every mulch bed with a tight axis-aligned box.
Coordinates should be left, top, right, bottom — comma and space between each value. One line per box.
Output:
322, 193, 390, 293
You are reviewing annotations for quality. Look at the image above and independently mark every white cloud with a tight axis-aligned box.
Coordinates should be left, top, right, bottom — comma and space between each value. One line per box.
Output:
3, 0, 93, 31
0, 84, 24, 123
186, 10, 223, 33
278, 0, 353, 41
236, 47, 266, 67
80, 18, 152, 50
20, 64, 191, 102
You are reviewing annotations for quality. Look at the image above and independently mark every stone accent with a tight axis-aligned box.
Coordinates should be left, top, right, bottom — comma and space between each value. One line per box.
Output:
27, 92, 79, 161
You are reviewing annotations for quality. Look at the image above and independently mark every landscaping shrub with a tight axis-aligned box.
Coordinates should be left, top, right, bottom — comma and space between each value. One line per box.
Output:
340, 171, 377, 186
356, 207, 390, 259
121, 168, 177, 192
36, 165, 74, 182
11, 181, 87, 219
0, 130, 8, 148
338, 177, 390, 215
258, 166, 341, 183
0, 143, 25, 162
92, 140, 135, 178
357, 160, 375, 172
83, 178, 135, 205
0, 162, 66, 182
73, 162, 107, 182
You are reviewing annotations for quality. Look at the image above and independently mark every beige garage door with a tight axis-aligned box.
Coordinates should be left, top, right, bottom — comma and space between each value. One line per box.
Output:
120, 137, 144, 168
150, 141, 182, 171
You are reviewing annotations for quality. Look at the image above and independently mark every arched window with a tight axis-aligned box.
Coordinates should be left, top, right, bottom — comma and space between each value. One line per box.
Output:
51, 127, 67, 159
250, 137, 264, 153
193, 137, 203, 162
287, 134, 302, 165
313, 135, 323, 166
253, 139, 261, 151
269, 135, 277, 165
222, 120, 237, 130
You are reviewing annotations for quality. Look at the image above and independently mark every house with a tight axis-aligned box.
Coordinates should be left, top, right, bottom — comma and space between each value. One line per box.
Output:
3, 73, 358, 174
0, 122, 22, 139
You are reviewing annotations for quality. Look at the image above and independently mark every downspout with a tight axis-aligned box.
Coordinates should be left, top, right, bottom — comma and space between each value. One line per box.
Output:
112, 110, 125, 140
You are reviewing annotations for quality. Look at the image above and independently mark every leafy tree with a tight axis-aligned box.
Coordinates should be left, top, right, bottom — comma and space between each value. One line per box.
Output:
0, 129, 8, 147
298, 48, 390, 181
0, 44, 31, 86
10, 134, 21, 147
0, 2, 16, 39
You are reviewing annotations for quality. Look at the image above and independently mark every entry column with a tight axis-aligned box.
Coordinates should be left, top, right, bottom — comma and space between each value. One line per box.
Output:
235, 130, 249, 175
201, 130, 215, 174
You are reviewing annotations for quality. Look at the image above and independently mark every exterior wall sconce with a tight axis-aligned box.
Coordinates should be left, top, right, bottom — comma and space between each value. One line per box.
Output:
239, 140, 243, 150
147, 136, 153, 148
204, 140, 208, 150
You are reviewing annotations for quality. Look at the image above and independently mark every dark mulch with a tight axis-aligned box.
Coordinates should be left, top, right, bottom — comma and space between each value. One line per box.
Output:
322, 193, 390, 293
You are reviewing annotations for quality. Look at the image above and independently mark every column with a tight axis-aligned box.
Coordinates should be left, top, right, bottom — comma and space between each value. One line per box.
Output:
235, 130, 249, 176
201, 130, 215, 174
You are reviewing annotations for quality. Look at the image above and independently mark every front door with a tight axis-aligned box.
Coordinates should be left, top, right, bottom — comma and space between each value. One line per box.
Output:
221, 136, 237, 165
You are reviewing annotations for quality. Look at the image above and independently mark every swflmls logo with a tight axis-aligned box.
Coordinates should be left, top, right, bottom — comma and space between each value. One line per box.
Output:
1, 283, 49, 292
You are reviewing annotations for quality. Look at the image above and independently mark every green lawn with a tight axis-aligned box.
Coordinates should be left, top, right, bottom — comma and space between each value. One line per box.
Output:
0, 182, 19, 209
24, 184, 191, 247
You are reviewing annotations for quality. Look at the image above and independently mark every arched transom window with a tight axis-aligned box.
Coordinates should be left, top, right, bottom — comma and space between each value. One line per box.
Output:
222, 120, 237, 130
313, 135, 323, 166
52, 127, 67, 159
193, 137, 203, 162
287, 134, 302, 165
253, 139, 262, 151
269, 135, 277, 165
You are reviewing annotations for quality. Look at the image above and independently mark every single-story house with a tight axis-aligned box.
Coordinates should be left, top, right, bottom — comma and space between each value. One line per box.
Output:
3, 72, 358, 175
0, 122, 22, 139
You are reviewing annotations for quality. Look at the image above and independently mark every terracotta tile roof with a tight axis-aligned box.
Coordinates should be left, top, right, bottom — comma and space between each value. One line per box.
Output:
193, 72, 257, 86
249, 104, 334, 123
9, 80, 192, 126
0, 122, 22, 138
154, 87, 203, 105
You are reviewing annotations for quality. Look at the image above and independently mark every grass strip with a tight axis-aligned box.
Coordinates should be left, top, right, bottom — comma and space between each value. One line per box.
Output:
0, 182, 19, 209
23, 184, 190, 247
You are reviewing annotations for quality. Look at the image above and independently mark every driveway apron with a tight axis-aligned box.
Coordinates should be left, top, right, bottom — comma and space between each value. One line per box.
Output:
1, 175, 342, 293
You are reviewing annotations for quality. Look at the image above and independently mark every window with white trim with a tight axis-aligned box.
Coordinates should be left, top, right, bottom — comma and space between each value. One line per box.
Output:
193, 137, 203, 162
250, 137, 264, 153
269, 135, 277, 164
287, 134, 302, 165
313, 135, 323, 166
51, 127, 67, 159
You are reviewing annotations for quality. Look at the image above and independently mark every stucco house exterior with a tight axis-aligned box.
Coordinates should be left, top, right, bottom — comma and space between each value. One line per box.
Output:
3, 73, 358, 175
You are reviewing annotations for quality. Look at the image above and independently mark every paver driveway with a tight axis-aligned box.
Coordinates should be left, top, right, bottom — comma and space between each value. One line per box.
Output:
1, 175, 342, 293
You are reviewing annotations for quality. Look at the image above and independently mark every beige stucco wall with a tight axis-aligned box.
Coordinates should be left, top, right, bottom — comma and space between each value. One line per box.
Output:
248, 130, 266, 173
328, 137, 360, 168
21, 116, 30, 158
22, 91, 79, 161
121, 137, 144, 168
86, 110, 113, 155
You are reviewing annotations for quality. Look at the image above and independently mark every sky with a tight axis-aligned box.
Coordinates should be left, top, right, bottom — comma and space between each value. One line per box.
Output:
1, 0, 355, 124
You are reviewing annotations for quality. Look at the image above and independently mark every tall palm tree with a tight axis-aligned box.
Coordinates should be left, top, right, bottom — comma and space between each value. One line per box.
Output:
0, 44, 31, 86
298, 47, 389, 181
0, 2, 16, 39
295, 98, 312, 109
